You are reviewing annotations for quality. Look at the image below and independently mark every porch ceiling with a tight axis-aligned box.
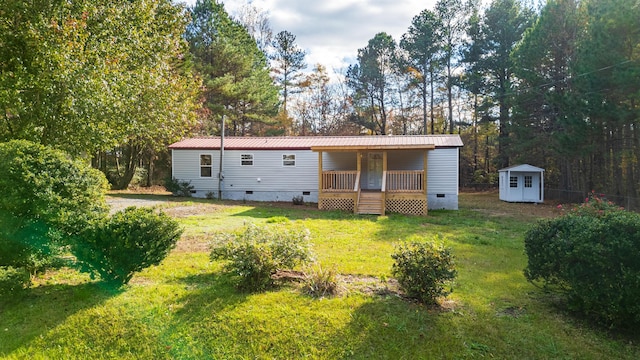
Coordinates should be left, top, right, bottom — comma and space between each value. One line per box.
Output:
311, 144, 435, 152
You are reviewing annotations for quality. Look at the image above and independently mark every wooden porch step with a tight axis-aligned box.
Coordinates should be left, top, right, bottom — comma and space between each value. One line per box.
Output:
357, 192, 383, 215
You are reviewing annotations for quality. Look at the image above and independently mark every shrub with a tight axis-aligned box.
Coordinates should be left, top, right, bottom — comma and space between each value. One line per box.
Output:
302, 263, 340, 298
0, 140, 109, 273
524, 193, 640, 327
164, 177, 194, 197
391, 239, 456, 305
73, 207, 182, 286
0, 266, 31, 294
292, 195, 304, 205
210, 224, 314, 291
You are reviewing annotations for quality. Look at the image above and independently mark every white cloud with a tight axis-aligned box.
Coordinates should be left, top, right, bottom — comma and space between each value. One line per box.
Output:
180, 0, 438, 78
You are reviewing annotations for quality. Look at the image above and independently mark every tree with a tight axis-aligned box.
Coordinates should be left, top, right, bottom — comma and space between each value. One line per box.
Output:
347, 32, 398, 135
435, 0, 470, 134
480, 0, 534, 169
234, 3, 273, 54
271, 30, 307, 121
512, 0, 584, 190
186, 0, 279, 137
400, 9, 442, 134
0, 0, 198, 162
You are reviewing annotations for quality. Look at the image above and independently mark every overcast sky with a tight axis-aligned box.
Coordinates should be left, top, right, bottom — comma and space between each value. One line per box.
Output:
181, 0, 438, 77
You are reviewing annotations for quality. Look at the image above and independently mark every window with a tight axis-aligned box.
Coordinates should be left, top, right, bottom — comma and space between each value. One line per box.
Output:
241, 154, 253, 166
524, 175, 533, 188
510, 176, 518, 188
282, 154, 295, 166
200, 154, 212, 177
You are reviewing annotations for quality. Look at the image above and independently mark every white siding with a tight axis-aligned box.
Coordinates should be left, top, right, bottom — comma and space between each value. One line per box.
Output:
387, 151, 423, 170
171, 149, 219, 193
427, 148, 459, 210
323, 152, 356, 170
172, 149, 318, 201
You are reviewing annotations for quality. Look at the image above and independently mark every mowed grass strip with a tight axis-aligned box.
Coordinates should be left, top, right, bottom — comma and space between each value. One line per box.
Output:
1, 192, 638, 359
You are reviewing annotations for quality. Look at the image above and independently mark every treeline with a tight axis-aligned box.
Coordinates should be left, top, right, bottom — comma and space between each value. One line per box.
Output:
1, 0, 639, 202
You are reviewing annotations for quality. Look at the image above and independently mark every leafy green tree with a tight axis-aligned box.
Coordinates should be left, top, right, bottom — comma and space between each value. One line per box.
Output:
0, 0, 198, 161
400, 9, 442, 134
271, 30, 307, 120
186, 0, 279, 136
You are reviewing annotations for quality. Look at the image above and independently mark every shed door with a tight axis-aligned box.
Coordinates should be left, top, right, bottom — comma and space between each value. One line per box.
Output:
522, 173, 539, 201
367, 152, 383, 190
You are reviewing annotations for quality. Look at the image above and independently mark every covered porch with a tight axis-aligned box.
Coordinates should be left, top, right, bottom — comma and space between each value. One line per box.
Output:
312, 144, 434, 216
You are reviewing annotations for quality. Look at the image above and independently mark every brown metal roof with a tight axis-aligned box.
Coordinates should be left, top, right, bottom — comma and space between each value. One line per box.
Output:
169, 135, 463, 150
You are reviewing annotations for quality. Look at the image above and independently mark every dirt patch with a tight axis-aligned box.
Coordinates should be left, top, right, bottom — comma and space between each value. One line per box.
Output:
460, 190, 562, 220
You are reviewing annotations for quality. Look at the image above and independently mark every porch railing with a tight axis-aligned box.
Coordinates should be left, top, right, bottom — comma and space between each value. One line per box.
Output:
321, 170, 358, 192
386, 170, 424, 193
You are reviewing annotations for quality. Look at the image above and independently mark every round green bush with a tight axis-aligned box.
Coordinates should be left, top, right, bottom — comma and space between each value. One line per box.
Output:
0, 140, 109, 273
525, 195, 640, 327
391, 239, 457, 305
73, 207, 183, 286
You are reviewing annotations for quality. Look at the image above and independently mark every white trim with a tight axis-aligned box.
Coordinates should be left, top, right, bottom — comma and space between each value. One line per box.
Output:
240, 153, 254, 166
199, 153, 213, 178
282, 154, 296, 167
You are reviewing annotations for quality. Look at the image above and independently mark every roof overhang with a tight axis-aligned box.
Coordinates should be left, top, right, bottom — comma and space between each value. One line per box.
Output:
311, 144, 436, 152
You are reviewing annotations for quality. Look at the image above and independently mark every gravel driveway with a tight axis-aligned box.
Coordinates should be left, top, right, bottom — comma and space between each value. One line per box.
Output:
106, 196, 170, 213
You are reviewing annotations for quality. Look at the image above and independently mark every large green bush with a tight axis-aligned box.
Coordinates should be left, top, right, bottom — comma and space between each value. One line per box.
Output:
0, 266, 31, 295
391, 238, 457, 305
73, 207, 182, 286
210, 224, 314, 291
0, 140, 109, 273
524, 193, 640, 327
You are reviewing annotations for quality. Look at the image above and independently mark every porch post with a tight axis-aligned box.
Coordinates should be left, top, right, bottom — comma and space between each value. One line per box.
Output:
382, 151, 387, 216
355, 151, 361, 214
423, 150, 428, 215
318, 151, 323, 209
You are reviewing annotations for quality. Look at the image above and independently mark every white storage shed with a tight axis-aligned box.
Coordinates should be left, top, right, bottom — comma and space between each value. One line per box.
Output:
498, 164, 544, 203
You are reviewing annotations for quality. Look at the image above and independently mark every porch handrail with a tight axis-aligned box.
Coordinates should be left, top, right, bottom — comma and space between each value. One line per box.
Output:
386, 170, 424, 193
353, 171, 361, 192
321, 170, 358, 192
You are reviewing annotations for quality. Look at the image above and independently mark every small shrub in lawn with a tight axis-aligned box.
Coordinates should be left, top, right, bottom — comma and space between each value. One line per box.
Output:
73, 207, 182, 286
391, 239, 456, 305
302, 263, 340, 298
164, 177, 194, 197
210, 223, 314, 292
0, 266, 31, 294
524, 192, 640, 327
292, 195, 304, 205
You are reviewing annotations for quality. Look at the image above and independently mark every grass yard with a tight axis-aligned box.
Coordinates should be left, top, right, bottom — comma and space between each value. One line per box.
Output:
1, 192, 639, 359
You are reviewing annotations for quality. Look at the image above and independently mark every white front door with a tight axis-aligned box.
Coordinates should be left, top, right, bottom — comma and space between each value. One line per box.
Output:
522, 173, 539, 202
367, 152, 383, 189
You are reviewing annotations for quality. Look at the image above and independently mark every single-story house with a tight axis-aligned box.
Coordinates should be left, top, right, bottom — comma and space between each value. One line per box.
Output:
498, 164, 545, 203
169, 135, 463, 216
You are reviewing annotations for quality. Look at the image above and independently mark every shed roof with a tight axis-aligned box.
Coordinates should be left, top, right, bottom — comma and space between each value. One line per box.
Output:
169, 135, 463, 151
498, 164, 545, 173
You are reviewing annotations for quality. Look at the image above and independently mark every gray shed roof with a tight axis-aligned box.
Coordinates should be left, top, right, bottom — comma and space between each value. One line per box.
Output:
498, 164, 545, 172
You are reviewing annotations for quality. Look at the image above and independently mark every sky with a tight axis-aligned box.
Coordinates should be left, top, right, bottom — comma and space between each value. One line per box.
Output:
181, 0, 438, 77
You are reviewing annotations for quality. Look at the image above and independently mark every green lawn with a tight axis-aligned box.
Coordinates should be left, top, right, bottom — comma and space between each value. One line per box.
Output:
1, 193, 638, 359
